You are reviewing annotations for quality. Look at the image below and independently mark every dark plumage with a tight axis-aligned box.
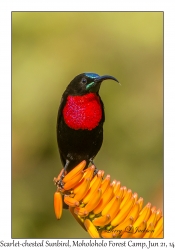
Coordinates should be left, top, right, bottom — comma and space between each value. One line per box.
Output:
57, 73, 119, 174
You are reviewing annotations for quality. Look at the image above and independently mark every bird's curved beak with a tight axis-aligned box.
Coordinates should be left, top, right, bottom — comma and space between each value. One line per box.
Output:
86, 74, 120, 92
94, 75, 119, 84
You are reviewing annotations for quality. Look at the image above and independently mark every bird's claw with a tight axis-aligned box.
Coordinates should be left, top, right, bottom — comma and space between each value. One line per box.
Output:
89, 158, 99, 176
53, 170, 65, 191
56, 179, 65, 190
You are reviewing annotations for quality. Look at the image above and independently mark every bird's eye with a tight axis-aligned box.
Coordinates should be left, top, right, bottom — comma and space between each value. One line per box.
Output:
81, 78, 87, 84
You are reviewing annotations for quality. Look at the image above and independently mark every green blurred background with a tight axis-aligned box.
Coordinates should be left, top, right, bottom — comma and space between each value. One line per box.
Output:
12, 12, 163, 238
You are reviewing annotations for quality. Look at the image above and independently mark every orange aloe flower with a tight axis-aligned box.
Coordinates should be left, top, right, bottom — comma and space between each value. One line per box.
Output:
53, 161, 163, 238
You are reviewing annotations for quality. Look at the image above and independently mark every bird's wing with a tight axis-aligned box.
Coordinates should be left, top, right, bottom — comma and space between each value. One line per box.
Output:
56, 95, 68, 166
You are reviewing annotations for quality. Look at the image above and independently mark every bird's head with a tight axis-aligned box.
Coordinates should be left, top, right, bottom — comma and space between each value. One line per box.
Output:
65, 73, 119, 96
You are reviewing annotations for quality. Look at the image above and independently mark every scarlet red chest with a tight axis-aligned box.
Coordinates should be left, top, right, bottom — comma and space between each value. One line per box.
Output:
63, 93, 102, 130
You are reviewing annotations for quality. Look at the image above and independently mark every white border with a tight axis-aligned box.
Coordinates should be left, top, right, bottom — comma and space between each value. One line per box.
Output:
0, 0, 175, 246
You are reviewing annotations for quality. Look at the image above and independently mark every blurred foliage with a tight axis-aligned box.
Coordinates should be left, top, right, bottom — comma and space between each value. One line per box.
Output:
12, 12, 163, 238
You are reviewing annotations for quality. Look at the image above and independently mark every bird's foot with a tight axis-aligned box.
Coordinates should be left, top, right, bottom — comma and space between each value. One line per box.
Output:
53, 168, 66, 190
89, 158, 99, 176
54, 159, 70, 190
56, 178, 64, 190
54, 177, 64, 191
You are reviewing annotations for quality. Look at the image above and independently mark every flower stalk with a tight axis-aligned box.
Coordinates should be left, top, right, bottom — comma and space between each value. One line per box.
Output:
53, 161, 163, 238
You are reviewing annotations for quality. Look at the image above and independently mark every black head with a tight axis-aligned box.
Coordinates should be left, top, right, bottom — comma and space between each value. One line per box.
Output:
65, 73, 119, 96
